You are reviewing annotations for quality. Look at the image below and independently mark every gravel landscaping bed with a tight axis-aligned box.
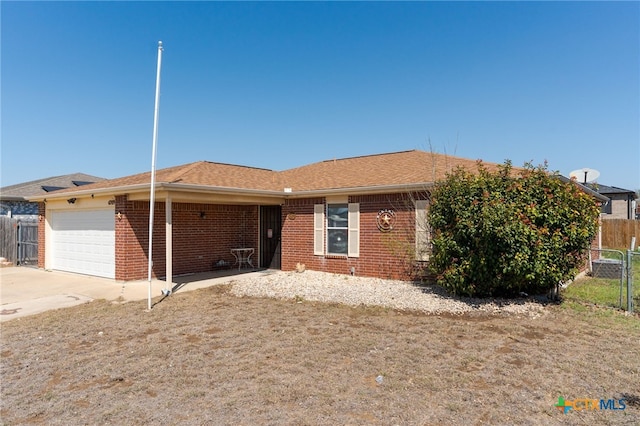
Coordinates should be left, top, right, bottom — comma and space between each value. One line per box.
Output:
231, 270, 548, 317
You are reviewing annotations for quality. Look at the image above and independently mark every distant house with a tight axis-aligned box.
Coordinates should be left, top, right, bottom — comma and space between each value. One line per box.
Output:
1, 174, 106, 219
582, 183, 636, 220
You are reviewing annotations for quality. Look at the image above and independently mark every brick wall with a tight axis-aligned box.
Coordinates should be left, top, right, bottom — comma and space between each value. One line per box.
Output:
37, 202, 45, 269
115, 195, 258, 281
281, 193, 427, 280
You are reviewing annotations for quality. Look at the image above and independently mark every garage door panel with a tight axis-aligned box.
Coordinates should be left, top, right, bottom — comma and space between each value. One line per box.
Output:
50, 209, 115, 279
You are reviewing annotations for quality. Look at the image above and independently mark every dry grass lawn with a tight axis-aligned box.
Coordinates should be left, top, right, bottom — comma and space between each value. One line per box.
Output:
1, 284, 639, 425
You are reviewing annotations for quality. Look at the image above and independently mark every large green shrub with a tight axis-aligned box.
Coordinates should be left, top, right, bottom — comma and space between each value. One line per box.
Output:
428, 161, 600, 298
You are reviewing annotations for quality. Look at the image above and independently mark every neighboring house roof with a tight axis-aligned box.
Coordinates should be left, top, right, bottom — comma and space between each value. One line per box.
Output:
581, 183, 636, 196
1, 173, 106, 201
556, 176, 609, 203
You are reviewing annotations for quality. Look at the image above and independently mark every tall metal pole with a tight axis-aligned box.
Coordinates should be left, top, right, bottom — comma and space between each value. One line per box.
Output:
148, 41, 163, 311
628, 250, 634, 313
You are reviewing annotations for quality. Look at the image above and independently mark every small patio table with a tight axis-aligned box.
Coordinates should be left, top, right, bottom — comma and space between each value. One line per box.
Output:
231, 248, 254, 271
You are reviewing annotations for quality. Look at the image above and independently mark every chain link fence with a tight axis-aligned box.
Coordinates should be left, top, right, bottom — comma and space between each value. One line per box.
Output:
627, 250, 639, 312
586, 248, 638, 313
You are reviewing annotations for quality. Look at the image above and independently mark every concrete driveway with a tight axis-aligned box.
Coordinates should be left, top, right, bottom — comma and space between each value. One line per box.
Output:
0, 266, 272, 322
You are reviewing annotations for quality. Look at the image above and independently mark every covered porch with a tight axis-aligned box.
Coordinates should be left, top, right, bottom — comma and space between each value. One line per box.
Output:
115, 185, 285, 286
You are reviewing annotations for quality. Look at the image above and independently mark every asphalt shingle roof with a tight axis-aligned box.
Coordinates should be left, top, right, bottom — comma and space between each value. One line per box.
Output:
583, 183, 635, 196
0, 173, 106, 200
278, 150, 498, 191
24, 150, 511, 197
61, 161, 281, 192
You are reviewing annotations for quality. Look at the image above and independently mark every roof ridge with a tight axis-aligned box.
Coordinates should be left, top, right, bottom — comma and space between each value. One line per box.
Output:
162, 161, 276, 184
201, 161, 274, 172
164, 161, 209, 183
313, 149, 488, 166
319, 149, 417, 163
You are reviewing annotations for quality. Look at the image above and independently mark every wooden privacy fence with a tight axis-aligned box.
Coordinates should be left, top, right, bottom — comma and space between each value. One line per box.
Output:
0, 216, 19, 263
17, 221, 38, 265
601, 219, 640, 249
0, 217, 38, 265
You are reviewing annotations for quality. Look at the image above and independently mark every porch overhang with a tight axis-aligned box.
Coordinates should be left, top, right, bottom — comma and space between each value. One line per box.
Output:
28, 182, 287, 205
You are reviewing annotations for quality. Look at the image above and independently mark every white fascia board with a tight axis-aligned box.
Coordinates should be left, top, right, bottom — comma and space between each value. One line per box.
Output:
26, 184, 151, 202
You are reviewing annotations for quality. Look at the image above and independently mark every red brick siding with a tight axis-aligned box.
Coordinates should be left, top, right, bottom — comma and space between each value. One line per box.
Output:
281, 193, 426, 280
37, 202, 46, 269
115, 195, 258, 281
281, 197, 322, 273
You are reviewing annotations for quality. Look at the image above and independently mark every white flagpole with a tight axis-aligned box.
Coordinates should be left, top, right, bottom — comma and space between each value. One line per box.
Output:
148, 41, 163, 311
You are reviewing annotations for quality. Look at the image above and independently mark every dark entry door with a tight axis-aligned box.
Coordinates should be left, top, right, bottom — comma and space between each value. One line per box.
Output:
260, 206, 282, 269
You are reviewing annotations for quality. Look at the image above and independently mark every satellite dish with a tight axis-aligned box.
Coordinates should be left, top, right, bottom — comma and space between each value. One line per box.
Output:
569, 168, 600, 184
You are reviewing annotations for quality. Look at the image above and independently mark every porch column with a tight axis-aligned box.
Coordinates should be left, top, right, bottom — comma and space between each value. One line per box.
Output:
166, 195, 173, 289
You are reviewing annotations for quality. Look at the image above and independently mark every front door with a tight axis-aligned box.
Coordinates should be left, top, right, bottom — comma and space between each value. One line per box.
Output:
259, 206, 282, 269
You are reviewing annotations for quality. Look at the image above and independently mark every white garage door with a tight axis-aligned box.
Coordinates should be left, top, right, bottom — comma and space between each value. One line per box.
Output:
50, 209, 115, 278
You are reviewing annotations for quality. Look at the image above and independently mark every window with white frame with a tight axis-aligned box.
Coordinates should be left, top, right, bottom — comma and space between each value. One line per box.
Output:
327, 204, 348, 254
314, 202, 359, 257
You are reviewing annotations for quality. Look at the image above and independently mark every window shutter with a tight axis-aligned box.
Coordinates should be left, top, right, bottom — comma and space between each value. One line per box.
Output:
415, 200, 430, 261
348, 203, 359, 257
314, 204, 324, 255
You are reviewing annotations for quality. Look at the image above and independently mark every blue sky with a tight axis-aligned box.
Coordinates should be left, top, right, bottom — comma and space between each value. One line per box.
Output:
2, 1, 639, 190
